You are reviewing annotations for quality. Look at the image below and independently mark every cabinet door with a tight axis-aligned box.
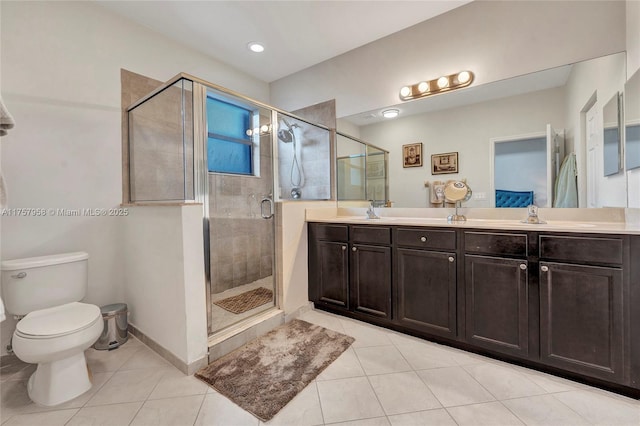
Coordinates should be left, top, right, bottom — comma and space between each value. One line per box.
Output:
396, 248, 457, 338
350, 244, 392, 319
465, 255, 529, 357
539, 262, 623, 382
313, 240, 349, 310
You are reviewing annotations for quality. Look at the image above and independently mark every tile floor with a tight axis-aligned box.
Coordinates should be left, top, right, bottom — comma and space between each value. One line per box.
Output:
1, 309, 638, 425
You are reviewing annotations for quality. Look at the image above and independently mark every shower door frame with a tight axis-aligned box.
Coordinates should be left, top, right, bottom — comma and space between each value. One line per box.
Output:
186, 75, 332, 337
195, 82, 281, 336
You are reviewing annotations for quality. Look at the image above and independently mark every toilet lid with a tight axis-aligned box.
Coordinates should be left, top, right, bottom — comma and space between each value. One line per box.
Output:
16, 302, 101, 338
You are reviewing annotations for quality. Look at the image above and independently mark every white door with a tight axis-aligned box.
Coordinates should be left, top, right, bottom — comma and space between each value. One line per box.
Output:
546, 124, 565, 206
586, 103, 602, 208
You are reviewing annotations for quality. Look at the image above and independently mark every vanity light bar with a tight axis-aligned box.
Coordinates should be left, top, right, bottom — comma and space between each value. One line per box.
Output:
399, 71, 474, 101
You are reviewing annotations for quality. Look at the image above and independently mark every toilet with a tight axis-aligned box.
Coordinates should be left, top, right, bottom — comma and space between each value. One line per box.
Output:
1, 252, 103, 406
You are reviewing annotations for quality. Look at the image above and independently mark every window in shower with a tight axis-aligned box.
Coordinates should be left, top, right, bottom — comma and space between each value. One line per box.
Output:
206, 96, 254, 175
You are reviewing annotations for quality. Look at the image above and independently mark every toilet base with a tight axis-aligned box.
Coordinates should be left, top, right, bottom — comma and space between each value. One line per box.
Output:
27, 352, 93, 406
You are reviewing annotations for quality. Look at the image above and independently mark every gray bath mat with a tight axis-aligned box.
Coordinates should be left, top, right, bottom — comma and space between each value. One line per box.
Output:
194, 319, 354, 421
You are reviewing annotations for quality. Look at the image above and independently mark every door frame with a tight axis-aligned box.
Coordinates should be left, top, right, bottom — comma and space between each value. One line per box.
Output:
489, 131, 547, 208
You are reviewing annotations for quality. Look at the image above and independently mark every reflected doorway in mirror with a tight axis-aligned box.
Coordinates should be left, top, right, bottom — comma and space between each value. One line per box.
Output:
432, 152, 458, 175
402, 143, 422, 168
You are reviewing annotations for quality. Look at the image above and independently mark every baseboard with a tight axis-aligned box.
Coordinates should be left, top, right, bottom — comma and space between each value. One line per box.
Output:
284, 301, 314, 323
128, 324, 207, 375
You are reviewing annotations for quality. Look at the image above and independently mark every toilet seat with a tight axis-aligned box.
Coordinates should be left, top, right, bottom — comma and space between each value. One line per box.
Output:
16, 302, 101, 339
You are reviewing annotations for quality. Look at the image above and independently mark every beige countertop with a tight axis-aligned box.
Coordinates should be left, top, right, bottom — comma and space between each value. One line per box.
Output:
306, 207, 640, 235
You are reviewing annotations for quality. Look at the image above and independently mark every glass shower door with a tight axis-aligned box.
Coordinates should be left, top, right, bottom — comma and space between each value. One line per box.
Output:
204, 88, 276, 334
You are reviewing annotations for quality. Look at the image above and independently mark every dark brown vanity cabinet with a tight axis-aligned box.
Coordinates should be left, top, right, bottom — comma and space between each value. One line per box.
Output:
538, 235, 625, 383
463, 232, 530, 358
350, 225, 392, 319
308, 223, 640, 396
308, 223, 392, 319
395, 228, 457, 339
308, 224, 350, 311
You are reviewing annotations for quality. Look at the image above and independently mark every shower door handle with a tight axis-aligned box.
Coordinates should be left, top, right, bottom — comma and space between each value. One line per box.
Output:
261, 197, 274, 219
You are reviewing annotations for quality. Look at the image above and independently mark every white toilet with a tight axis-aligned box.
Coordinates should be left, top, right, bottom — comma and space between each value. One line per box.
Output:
1, 252, 103, 406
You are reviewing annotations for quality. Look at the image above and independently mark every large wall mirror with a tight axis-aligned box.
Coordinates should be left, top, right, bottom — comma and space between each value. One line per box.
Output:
336, 132, 389, 205
625, 69, 640, 171
338, 52, 628, 209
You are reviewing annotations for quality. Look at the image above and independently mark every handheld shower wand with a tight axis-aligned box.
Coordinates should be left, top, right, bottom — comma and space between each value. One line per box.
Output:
278, 118, 304, 199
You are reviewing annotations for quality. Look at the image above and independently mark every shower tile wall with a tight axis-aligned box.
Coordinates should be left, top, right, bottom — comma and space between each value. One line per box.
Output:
278, 100, 336, 200
209, 134, 274, 294
121, 70, 163, 203
128, 82, 194, 202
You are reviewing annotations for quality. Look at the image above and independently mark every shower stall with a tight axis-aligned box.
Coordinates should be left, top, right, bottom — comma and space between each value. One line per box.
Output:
127, 74, 331, 336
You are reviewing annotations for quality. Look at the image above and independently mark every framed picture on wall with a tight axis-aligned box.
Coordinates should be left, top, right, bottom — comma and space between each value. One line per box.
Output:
432, 152, 459, 174
402, 143, 422, 168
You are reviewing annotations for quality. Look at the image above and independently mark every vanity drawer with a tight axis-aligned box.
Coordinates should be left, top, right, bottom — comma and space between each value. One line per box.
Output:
395, 228, 456, 250
351, 226, 391, 245
464, 231, 527, 257
539, 235, 623, 266
314, 224, 348, 242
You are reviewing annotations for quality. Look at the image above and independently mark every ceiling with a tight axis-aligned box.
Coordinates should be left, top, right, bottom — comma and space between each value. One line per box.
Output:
96, 0, 471, 83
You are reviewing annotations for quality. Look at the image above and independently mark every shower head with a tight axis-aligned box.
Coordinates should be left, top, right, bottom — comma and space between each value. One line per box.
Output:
278, 117, 299, 143
280, 117, 293, 130
278, 128, 294, 143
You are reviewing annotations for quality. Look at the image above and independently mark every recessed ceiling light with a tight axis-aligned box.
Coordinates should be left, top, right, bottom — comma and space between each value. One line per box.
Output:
248, 42, 265, 53
382, 109, 399, 119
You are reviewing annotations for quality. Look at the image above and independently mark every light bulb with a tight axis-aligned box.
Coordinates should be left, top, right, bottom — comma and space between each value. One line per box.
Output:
418, 81, 429, 93
437, 76, 449, 89
457, 71, 471, 84
400, 86, 412, 98
260, 124, 270, 133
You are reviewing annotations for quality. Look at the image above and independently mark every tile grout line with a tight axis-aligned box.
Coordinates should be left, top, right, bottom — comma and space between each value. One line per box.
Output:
190, 393, 207, 426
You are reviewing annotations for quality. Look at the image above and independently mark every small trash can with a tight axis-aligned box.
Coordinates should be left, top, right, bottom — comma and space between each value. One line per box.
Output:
94, 303, 128, 350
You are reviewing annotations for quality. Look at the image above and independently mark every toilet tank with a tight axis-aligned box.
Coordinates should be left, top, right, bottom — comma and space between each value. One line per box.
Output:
1, 252, 89, 316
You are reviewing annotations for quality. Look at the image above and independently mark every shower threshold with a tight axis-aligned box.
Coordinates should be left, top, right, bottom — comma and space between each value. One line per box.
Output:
207, 307, 284, 362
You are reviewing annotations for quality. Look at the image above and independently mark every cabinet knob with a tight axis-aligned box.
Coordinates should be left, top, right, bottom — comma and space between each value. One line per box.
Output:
342, 245, 346, 251
541, 265, 549, 272
520, 264, 527, 270
448, 256, 455, 263
352, 247, 357, 252
420, 236, 427, 242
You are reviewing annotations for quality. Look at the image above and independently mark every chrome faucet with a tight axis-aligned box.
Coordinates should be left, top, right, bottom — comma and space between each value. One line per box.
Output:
366, 200, 380, 220
523, 204, 546, 224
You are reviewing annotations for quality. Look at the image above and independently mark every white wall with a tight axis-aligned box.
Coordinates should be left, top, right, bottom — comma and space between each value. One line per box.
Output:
270, 1, 626, 118
336, 119, 361, 139
0, 1, 268, 353
626, 0, 640, 208
276, 201, 335, 316
359, 87, 566, 208
122, 205, 207, 368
